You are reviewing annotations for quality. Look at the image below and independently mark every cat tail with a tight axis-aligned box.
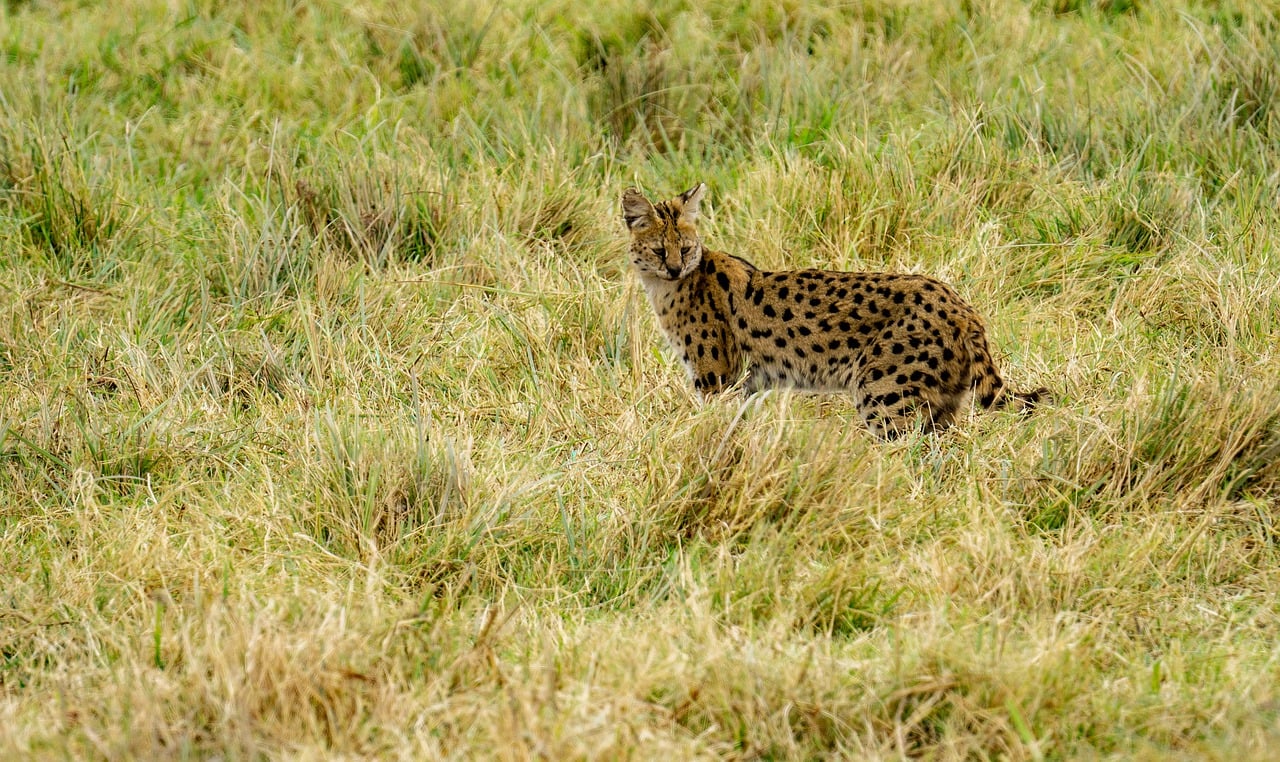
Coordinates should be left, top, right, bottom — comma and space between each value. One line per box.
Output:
967, 325, 1049, 413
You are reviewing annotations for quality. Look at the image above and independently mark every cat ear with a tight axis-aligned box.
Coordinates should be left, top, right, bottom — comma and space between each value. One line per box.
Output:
678, 182, 707, 221
622, 188, 656, 230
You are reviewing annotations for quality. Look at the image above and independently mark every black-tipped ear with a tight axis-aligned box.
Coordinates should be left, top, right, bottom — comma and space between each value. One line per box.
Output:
678, 182, 707, 221
622, 188, 656, 230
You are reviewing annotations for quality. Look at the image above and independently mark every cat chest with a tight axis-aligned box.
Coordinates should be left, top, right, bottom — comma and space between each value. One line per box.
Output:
646, 281, 730, 331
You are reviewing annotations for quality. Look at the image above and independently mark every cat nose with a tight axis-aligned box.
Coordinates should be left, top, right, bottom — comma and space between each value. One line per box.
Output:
666, 264, 682, 278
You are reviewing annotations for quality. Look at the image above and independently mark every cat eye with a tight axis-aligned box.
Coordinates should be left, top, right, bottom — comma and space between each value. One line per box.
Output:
680, 245, 692, 256
650, 246, 665, 257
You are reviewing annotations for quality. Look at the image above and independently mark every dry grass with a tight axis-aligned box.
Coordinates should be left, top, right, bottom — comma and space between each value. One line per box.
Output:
2, 0, 1280, 758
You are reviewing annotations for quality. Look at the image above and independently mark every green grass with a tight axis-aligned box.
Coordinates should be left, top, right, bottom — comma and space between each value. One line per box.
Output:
2, 0, 1280, 757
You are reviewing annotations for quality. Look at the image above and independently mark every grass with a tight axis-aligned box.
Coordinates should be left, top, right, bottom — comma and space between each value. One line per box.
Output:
1, 0, 1279, 757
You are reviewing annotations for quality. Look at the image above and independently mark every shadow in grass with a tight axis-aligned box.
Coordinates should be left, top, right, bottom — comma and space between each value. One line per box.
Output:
1038, 0, 1140, 19
0, 125, 139, 279
1212, 26, 1280, 137
293, 170, 448, 270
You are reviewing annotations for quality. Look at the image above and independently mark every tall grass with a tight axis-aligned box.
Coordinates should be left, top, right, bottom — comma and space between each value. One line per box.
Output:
2, 0, 1279, 757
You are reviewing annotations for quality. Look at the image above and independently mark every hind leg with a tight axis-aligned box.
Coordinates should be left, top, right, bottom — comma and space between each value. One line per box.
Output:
857, 363, 968, 437
855, 382, 930, 439
859, 386, 967, 438
856, 329, 973, 436
919, 389, 970, 433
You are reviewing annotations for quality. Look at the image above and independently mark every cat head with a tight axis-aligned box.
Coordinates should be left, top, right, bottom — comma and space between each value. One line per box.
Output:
621, 183, 706, 281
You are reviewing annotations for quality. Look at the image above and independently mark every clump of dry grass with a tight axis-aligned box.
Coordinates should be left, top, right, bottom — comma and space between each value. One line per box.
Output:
2, 0, 1280, 758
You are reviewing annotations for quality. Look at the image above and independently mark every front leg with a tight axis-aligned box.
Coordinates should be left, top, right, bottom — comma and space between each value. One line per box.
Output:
742, 364, 773, 395
676, 325, 743, 396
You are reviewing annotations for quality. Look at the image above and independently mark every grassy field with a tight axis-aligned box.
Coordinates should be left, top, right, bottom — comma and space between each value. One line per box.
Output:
2, 0, 1280, 757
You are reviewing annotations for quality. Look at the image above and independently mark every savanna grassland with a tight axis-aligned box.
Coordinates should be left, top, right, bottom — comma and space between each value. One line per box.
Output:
2, 0, 1280, 758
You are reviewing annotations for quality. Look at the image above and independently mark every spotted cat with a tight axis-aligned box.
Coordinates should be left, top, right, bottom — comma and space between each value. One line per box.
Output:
623, 183, 1047, 436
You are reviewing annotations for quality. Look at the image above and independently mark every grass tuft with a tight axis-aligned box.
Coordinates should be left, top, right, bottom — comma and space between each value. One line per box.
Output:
0, 122, 136, 278
1022, 374, 1280, 525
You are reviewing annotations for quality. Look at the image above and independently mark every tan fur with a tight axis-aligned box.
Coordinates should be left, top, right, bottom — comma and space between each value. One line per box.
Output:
623, 183, 1047, 437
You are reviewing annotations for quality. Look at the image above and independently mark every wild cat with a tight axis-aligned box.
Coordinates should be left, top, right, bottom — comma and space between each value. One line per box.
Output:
623, 183, 1047, 436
